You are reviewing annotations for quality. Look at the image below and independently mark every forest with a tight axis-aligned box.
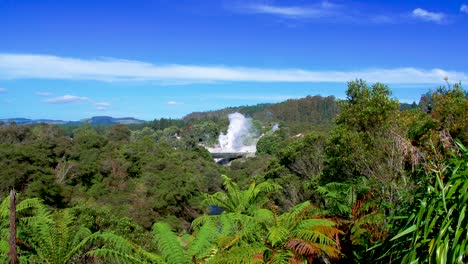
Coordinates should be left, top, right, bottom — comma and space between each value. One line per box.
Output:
1, 79, 467, 263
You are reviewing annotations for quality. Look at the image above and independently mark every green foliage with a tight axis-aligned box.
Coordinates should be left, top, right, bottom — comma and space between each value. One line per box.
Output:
72, 124, 108, 149
0, 196, 48, 262
318, 182, 359, 218
1, 196, 153, 263
153, 222, 190, 264
322, 80, 416, 211
0, 82, 467, 263
263, 201, 342, 263
383, 141, 468, 263
337, 79, 399, 133
228, 155, 272, 188
256, 130, 287, 156
86, 231, 162, 264
184, 95, 338, 134
0, 123, 33, 144
204, 175, 282, 215
107, 124, 131, 142
71, 205, 154, 250
430, 83, 468, 145
199, 176, 342, 263
24, 209, 96, 264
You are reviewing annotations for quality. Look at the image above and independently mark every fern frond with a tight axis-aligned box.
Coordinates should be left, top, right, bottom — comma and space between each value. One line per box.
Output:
188, 217, 218, 259
153, 222, 190, 264
211, 243, 265, 264
87, 248, 145, 264
267, 226, 289, 247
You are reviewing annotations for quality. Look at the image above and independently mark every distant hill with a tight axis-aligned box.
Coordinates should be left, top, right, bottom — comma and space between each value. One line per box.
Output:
83, 116, 146, 125
0, 116, 145, 125
184, 95, 340, 129
0, 118, 70, 125
183, 95, 419, 127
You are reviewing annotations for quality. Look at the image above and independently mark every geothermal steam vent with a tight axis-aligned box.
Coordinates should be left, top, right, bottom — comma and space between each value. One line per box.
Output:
207, 112, 257, 162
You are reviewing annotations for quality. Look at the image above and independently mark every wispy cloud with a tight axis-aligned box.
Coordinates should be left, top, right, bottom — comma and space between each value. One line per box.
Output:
0, 53, 466, 84
249, 3, 337, 18
461, 4, 468, 14
167, 101, 183, 105
233, 2, 457, 25
0, 87, 7, 93
43, 93, 111, 110
236, 1, 340, 19
412, 8, 446, 24
44, 95, 89, 104
93, 102, 111, 110
36, 91, 53, 97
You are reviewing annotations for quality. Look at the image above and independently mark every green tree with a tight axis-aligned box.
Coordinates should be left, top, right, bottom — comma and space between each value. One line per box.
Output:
337, 79, 399, 133
430, 83, 468, 145
107, 124, 131, 142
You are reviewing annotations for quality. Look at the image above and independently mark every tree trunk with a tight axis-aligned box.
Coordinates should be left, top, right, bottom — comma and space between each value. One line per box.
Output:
9, 189, 18, 264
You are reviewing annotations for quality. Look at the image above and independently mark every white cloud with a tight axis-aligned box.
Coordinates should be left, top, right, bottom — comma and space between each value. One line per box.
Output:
44, 95, 89, 104
167, 101, 183, 105
461, 5, 468, 14
0, 87, 7, 93
242, 1, 339, 19
0, 53, 466, 84
250, 5, 313, 17
36, 92, 53, 96
412, 8, 446, 23
42, 93, 111, 110
93, 102, 111, 110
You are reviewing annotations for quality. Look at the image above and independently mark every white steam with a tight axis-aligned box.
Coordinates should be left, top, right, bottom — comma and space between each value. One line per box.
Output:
272, 123, 279, 132
208, 112, 257, 153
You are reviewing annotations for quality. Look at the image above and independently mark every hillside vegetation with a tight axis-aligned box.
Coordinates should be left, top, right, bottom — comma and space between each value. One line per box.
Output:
1, 80, 467, 263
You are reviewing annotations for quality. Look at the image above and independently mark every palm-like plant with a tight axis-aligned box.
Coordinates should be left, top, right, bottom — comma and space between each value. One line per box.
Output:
24, 208, 94, 263
264, 201, 342, 263
204, 174, 282, 215
317, 179, 387, 262
152, 220, 221, 264
197, 176, 342, 263
25, 208, 159, 264
0, 196, 47, 263
1, 196, 156, 263
317, 182, 359, 219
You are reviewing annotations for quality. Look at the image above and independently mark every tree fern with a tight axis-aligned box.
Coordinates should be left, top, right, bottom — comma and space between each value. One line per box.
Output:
204, 175, 281, 215
87, 231, 162, 263
0, 196, 49, 262
188, 217, 219, 261
25, 209, 96, 264
153, 222, 191, 264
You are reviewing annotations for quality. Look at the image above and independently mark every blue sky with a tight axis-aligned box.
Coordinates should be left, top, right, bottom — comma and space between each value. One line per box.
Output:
1, 0, 467, 120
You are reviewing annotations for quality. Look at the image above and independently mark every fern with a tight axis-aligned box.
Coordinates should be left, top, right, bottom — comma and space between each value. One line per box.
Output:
153, 222, 190, 264
188, 218, 218, 261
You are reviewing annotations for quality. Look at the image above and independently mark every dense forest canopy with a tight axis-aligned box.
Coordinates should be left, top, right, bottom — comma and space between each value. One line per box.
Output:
1, 80, 467, 263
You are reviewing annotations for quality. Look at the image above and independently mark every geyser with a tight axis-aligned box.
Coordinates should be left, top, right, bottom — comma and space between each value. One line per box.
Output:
208, 112, 257, 153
